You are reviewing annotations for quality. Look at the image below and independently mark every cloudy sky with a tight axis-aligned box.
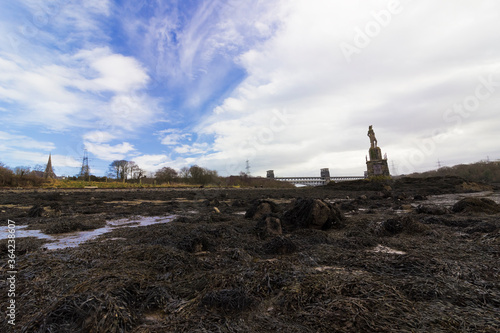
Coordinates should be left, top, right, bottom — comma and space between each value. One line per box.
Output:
1, 0, 499, 178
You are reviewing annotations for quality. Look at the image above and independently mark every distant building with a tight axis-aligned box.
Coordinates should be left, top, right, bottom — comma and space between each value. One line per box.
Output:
43, 154, 57, 179
320, 168, 331, 179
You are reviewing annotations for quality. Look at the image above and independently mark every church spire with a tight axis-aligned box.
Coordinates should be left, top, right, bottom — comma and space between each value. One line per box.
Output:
43, 153, 57, 179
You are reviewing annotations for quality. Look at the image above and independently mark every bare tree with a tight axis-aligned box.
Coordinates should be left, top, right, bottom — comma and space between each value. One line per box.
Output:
189, 165, 219, 185
14, 166, 31, 177
128, 161, 145, 179
33, 164, 45, 172
0, 162, 13, 186
179, 166, 190, 180
108, 160, 130, 182
155, 167, 178, 183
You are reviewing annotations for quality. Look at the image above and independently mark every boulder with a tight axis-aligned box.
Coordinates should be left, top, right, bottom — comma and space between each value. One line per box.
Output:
28, 204, 44, 217
416, 204, 450, 215
255, 215, 282, 238
382, 218, 404, 234
282, 198, 345, 230
245, 200, 280, 220
452, 198, 500, 214
381, 216, 426, 235
231, 199, 246, 207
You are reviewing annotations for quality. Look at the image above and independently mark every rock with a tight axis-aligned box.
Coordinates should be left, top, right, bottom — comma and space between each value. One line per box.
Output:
282, 198, 345, 230
358, 195, 368, 200
382, 218, 404, 234
212, 207, 220, 214
413, 194, 428, 201
394, 192, 408, 201
28, 204, 44, 217
340, 201, 357, 212
452, 198, 500, 214
376, 191, 390, 198
204, 198, 220, 206
381, 216, 426, 235
416, 204, 450, 215
177, 235, 211, 253
255, 215, 282, 238
245, 200, 280, 220
231, 199, 246, 207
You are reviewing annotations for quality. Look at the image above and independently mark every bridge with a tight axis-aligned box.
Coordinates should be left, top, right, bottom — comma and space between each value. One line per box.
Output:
267, 169, 365, 186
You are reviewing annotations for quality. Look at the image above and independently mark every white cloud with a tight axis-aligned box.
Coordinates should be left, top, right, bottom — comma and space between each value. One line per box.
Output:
174, 143, 210, 155
84, 141, 135, 161
2, 0, 500, 177
131, 154, 172, 172
0, 150, 80, 168
194, 0, 500, 176
0, 131, 55, 151
121, 0, 285, 109
0, 46, 157, 132
82, 131, 116, 143
158, 129, 191, 145
71, 48, 150, 93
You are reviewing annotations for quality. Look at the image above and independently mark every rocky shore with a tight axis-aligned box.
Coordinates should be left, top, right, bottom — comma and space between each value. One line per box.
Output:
1, 176, 499, 332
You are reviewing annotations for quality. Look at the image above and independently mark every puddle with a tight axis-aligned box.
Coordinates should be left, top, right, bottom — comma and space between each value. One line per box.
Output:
369, 244, 406, 255
0, 225, 52, 239
427, 191, 500, 208
0, 215, 175, 250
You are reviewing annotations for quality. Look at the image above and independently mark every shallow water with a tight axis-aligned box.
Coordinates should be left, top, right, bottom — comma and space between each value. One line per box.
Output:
426, 191, 500, 207
0, 215, 175, 250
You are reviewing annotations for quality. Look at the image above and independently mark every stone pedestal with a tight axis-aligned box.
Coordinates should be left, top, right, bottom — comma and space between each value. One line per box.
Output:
369, 147, 382, 161
366, 159, 390, 177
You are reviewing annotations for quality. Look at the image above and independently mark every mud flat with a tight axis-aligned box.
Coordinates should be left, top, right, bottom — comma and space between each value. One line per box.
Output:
0, 177, 499, 332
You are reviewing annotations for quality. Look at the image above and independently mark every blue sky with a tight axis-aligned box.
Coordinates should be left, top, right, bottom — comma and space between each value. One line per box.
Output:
1, 0, 500, 178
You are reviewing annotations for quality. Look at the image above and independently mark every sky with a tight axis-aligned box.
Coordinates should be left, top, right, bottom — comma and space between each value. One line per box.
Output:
0, 0, 499, 178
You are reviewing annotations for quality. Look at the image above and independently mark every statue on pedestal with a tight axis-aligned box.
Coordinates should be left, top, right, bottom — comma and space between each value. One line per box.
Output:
365, 125, 390, 177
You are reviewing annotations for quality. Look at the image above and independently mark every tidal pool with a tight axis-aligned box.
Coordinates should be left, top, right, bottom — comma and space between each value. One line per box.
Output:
1, 215, 175, 250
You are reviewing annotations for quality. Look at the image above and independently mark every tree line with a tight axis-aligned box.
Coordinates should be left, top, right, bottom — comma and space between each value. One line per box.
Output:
405, 160, 500, 184
107, 160, 220, 186
0, 159, 290, 188
0, 162, 48, 187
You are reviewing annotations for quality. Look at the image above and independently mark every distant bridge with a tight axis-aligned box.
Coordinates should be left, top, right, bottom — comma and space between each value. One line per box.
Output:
267, 169, 366, 186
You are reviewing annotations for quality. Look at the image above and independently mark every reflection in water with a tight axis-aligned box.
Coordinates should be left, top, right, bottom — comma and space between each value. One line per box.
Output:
0, 216, 175, 250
